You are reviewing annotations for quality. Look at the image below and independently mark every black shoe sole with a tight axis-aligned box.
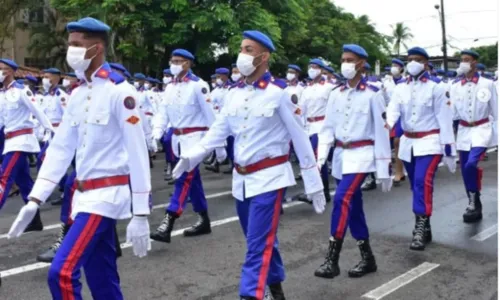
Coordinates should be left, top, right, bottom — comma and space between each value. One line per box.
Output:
409, 244, 426, 251
150, 234, 171, 243
314, 270, 340, 279
36, 256, 54, 263
183, 228, 212, 237
348, 266, 377, 278
463, 213, 483, 223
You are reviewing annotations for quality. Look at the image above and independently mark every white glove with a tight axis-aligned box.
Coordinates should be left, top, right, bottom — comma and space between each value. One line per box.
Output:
126, 216, 151, 258
443, 156, 456, 173
380, 178, 393, 192
7, 201, 40, 238
172, 158, 189, 179
151, 139, 158, 153
41, 129, 52, 143
308, 191, 326, 214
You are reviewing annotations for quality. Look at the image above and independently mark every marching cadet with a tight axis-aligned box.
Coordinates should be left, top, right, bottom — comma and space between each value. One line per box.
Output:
0, 58, 53, 226
150, 48, 216, 243
210, 74, 217, 89
206, 67, 231, 173
384, 59, 406, 186
7, 17, 151, 299
145, 76, 160, 112
314, 44, 392, 280
231, 63, 243, 83
322, 66, 337, 85
171, 30, 325, 300
284, 64, 305, 99
387, 47, 456, 251
163, 69, 173, 87
450, 49, 498, 223
161, 69, 176, 181
62, 72, 79, 94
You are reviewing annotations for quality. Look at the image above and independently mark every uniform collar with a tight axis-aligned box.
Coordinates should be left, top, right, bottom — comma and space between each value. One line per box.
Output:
309, 76, 326, 86
288, 79, 299, 86
393, 76, 402, 84
174, 70, 195, 83
461, 72, 480, 85
251, 71, 272, 89
340, 77, 368, 92
93, 63, 112, 80
407, 71, 430, 84
47, 86, 60, 96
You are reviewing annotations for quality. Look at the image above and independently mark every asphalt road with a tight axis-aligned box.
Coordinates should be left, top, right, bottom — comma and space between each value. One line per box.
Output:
0, 152, 497, 300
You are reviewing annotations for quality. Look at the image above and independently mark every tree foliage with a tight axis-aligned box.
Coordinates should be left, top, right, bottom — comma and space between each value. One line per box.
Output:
390, 22, 414, 57
37, 0, 391, 77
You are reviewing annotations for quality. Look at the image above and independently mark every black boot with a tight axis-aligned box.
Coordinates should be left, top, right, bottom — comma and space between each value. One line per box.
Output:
240, 297, 257, 300
150, 213, 177, 243
463, 192, 482, 223
37, 223, 71, 262
314, 238, 342, 278
348, 240, 377, 278
184, 211, 211, 237
115, 225, 122, 258
294, 193, 312, 204
361, 173, 376, 191
268, 282, 286, 300
28, 154, 37, 168
51, 194, 63, 206
323, 178, 331, 203
164, 164, 173, 181
410, 216, 430, 251
205, 161, 220, 173
24, 209, 43, 232
295, 173, 302, 181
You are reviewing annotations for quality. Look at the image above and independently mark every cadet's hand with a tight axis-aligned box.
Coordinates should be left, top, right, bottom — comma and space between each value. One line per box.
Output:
172, 158, 189, 180
150, 139, 158, 153
126, 216, 151, 258
41, 129, 52, 143
308, 191, 326, 214
380, 178, 393, 192
7, 201, 39, 238
443, 156, 456, 173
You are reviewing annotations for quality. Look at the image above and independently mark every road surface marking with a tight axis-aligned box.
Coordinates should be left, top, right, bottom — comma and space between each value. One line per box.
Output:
471, 224, 498, 241
362, 262, 440, 300
0, 200, 309, 278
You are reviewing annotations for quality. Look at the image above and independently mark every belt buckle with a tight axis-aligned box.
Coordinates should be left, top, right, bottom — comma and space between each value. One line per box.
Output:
470, 121, 475, 126
342, 142, 351, 149
238, 166, 247, 175
76, 180, 85, 192
178, 129, 184, 135
407, 132, 416, 138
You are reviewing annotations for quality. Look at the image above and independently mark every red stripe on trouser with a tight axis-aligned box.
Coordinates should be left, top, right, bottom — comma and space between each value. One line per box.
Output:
59, 214, 102, 300
424, 156, 442, 216
0, 152, 21, 205
175, 171, 194, 215
477, 151, 487, 192
255, 189, 283, 300
335, 174, 365, 239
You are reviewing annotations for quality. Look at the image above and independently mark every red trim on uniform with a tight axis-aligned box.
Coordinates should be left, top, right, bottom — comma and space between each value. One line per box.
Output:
335, 173, 365, 239
255, 189, 284, 300
59, 214, 102, 300
175, 171, 194, 215
390, 126, 396, 138
145, 112, 154, 116
173, 127, 208, 135
477, 150, 487, 192
403, 129, 440, 139
423, 155, 442, 216
459, 118, 489, 127
306, 116, 325, 122
234, 155, 289, 175
0, 152, 20, 205
335, 140, 374, 149
5, 128, 34, 139
74, 175, 129, 192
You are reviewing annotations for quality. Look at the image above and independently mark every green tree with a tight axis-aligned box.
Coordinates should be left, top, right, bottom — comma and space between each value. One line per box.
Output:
391, 22, 413, 57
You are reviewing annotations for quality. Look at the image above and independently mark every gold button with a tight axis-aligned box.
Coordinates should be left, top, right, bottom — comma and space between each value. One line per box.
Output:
243, 135, 247, 138
245, 99, 248, 102
85, 120, 88, 124
88, 85, 92, 89
85, 108, 89, 112
245, 107, 248, 110
96, 120, 100, 123
244, 117, 248, 120
87, 96, 91, 100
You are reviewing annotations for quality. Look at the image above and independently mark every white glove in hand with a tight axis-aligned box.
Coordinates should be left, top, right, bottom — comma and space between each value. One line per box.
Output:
443, 156, 456, 173
41, 129, 52, 143
308, 191, 326, 214
172, 158, 189, 179
126, 216, 151, 258
380, 178, 393, 192
151, 139, 158, 153
7, 201, 39, 238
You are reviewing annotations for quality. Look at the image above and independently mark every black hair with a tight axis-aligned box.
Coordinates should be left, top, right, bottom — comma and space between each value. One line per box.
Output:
80, 31, 109, 49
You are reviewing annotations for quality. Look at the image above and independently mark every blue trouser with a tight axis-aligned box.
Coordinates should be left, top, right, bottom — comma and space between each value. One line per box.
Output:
0, 128, 4, 161
309, 134, 329, 181
162, 128, 176, 165
226, 136, 235, 162
48, 213, 123, 300
237, 189, 286, 299
166, 166, 207, 215
37, 141, 67, 191
459, 147, 487, 193
403, 154, 442, 217
330, 174, 369, 240
60, 170, 77, 224
0, 151, 32, 210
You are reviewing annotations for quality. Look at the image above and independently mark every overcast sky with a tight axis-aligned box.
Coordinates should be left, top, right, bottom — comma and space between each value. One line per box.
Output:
332, 0, 498, 56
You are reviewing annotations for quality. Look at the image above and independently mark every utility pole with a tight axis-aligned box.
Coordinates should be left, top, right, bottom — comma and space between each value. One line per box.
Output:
435, 1, 448, 72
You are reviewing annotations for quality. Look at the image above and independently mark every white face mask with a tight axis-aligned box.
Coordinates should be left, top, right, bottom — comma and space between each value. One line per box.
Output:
390, 66, 401, 77
308, 68, 321, 80
42, 78, 51, 91
459, 62, 471, 74
231, 73, 242, 82
211, 83, 216, 88
133, 82, 140, 88
170, 64, 184, 76
236, 53, 260, 76
144, 83, 151, 90
286, 72, 296, 81
216, 78, 223, 86
163, 77, 171, 84
341, 63, 357, 80
66, 45, 96, 72
406, 61, 425, 76
0, 72, 6, 83
62, 79, 71, 87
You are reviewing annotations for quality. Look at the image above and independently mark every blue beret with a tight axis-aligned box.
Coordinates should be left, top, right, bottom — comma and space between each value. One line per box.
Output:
172, 49, 195, 61
109, 63, 127, 73
323, 66, 335, 74
146, 77, 155, 83
447, 70, 457, 77
65, 72, 76, 78
163, 69, 172, 75
436, 69, 446, 75
309, 58, 325, 68
408, 47, 429, 60
231, 63, 237, 68
287, 64, 301, 72
25, 75, 38, 83
43, 68, 61, 75
134, 73, 146, 80
428, 62, 434, 70
342, 44, 368, 59
211, 74, 217, 79
391, 58, 405, 68
124, 71, 131, 78
16, 79, 25, 84
477, 63, 486, 70
461, 49, 479, 59
364, 62, 371, 70
215, 68, 230, 75
384, 66, 391, 71
242, 30, 276, 52
0, 58, 19, 70
66, 17, 110, 33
